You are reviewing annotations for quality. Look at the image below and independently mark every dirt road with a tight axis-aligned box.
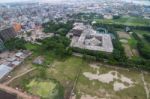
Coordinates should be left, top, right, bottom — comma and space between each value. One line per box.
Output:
3, 68, 36, 85
0, 84, 40, 99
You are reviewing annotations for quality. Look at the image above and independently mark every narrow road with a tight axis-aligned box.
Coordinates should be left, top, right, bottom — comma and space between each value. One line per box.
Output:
141, 72, 149, 99
70, 69, 82, 99
0, 84, 40, 99
0, 67, 39, 99
3, 68, 36, 85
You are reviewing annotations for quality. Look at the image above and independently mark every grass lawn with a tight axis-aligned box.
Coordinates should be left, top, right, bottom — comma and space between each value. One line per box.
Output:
95, 17, 150, 27
134, 30, 150, 35
76, 63, 147, 99
47, 57, 85, 86
128, 37, 137, 48
8, 56, 149, 99
27, 79, 58, 99
46, 57, 147, 99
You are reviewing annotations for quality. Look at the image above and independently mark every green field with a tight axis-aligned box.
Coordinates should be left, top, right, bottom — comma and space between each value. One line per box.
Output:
134, 30, 150, 35
27, 79, 58, 99
46, 57, 148, 99
128, 36, 138, 48
8, 55, 149, 99
95, 16, 150, 27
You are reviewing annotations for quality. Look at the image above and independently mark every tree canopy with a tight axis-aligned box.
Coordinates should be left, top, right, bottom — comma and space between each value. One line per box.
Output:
4, 38, 27, 51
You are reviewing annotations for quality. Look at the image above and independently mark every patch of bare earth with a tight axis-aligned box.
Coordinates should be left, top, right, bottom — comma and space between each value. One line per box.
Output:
117, 31, 131, 39
141, 72, 149, 99
122, 44, 133, 58
132, 49, 139, 57
80, 94, 99, 99
83, 70, 134, 91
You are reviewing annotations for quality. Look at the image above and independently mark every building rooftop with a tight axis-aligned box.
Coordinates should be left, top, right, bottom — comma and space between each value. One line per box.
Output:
68, 23, 113, 53
0, 64, 12, 79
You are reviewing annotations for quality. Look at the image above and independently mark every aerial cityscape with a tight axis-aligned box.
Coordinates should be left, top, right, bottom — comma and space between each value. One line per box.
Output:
0, 0, 150, 99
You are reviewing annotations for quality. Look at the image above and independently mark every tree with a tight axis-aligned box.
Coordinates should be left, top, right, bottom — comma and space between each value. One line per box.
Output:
41, 36, 71, 58
143, 34, 150, 43
4, 38, 26, 51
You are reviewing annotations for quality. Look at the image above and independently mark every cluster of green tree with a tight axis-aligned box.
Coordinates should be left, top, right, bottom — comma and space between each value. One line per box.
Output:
137, 42, 150, 59
132, 33, 150, 59
43, 21, 73, 36
143, 34, 150, 43
132, 32, 141, 41
113, 15, 121, 19
93, 22, 150, 31
50, 79, 64, 99
40, 36, 72, 59
4, 38, 27, 51
26, 32, 32, 37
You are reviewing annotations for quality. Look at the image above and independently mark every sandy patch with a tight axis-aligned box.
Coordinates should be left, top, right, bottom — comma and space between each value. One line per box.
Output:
81, 94, 99, 99
121, 75, 133, 85
90, 64, 100, 70
71, 95, 76, 99
120, 39, 128, 43
113, 81, 128, 91
117, 31, 131, 39
122, 44, 133, 58
83, 70, 135, 91
83, 71, 118, 84
132, 49, 139, 57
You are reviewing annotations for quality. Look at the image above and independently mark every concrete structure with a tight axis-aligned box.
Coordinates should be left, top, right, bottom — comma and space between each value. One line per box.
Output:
13, 23, 21, 33
0, 64, 12, 79
68, 23, 113, 53
0, 27, 17, 41
0, 51, 32, 80
0, 39, 5, 52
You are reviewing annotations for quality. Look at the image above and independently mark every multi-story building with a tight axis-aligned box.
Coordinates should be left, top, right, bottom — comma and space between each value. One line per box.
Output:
0, 27, 17, 41
0, 39, 5, 52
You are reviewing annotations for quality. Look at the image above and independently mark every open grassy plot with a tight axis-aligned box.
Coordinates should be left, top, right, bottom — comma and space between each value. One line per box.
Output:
27, 79, 60, 99
117, 31, 139, 58
7, 56, 149, 99
46, 57, 148, 99
134, 30, 150, 36
128, 37, 137, 48
47, 57, 85, 87
95, 17, 150, 27
117, 31, 140, 58
76, 63, 147, 99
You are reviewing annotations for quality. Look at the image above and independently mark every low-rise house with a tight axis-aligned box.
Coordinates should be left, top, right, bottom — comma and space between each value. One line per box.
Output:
0, 50, 32, 80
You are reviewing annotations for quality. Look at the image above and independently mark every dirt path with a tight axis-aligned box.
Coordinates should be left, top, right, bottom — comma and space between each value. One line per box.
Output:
3, 68, 36, 85
141, 72, 149, 99
70, 68, 82, 99
0, 84, 40, 99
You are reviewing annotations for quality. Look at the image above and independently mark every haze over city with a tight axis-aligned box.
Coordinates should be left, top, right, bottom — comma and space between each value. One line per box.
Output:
0, 0, 150, 99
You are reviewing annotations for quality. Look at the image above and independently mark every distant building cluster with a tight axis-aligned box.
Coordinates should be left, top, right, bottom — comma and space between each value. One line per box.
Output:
0, 27, 17, 41
17, 28, 54, 43
0, 27, 17, 52
67, 23, 113, 53
0, 51, 31, 80
0, 1, 149, 31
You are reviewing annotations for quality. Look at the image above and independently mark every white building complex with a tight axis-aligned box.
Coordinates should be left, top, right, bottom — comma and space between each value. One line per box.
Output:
67, 23, 113, 53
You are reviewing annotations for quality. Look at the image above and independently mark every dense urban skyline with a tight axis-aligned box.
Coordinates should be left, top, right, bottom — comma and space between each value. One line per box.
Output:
0, 0, 150, 6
